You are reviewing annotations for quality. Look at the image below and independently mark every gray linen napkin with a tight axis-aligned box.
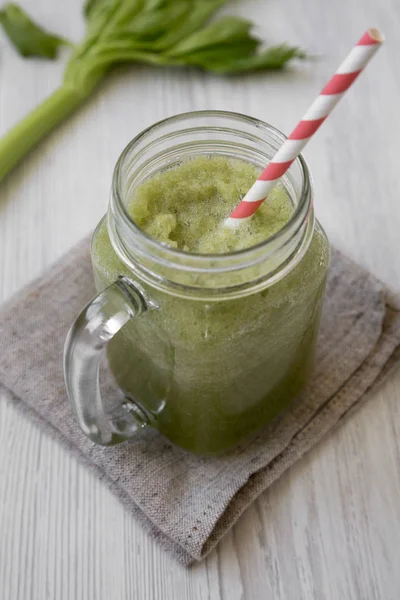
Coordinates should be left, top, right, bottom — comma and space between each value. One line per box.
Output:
0, 238, 399, 566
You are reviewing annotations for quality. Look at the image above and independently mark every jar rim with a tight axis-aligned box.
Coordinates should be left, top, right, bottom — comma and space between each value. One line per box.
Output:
111, 110, 313, 267
105, 110, 315, 299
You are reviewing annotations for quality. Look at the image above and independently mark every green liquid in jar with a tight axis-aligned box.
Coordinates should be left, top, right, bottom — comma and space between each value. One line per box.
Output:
129, 155, 293, 253
92, 156, 330, 455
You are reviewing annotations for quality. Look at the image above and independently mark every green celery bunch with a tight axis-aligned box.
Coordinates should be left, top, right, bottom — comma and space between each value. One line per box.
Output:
0, 0, 306, 181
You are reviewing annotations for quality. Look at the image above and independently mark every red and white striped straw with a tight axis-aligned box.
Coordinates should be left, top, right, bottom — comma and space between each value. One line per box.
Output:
226, 28, 384, 226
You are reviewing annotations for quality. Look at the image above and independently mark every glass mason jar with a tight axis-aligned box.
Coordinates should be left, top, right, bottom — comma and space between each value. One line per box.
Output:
64, 111, 330, 455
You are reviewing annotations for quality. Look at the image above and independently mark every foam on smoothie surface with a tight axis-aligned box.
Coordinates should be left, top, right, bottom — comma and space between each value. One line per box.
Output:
127, 156, 293, 254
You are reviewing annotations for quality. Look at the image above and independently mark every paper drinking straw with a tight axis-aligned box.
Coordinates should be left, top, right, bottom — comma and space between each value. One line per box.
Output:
226, 28, 384, 226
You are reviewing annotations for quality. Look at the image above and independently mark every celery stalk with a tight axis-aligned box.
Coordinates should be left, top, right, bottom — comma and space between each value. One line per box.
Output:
0, 85, 97, 180
0, 1, 306, 182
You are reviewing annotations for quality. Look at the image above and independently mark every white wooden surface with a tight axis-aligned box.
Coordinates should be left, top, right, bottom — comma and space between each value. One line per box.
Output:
0, 0, 399, 598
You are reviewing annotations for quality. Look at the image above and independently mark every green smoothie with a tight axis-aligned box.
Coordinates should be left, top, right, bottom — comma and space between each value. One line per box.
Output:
129, 156, 292, 253
92, 156, 329, 455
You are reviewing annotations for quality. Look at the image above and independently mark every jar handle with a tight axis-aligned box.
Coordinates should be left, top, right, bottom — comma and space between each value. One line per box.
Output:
64, 276, 150, 445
